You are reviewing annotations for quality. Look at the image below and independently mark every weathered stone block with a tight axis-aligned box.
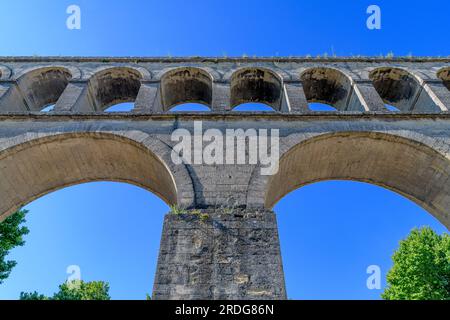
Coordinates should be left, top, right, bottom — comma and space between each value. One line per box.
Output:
152, 209, 286, 300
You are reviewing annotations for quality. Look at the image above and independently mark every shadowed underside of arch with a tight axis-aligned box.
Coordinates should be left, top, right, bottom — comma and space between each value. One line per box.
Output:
160, 67, 213, 111
230, 68, 282, 110
265, 132, 450, 228
0, 133, 178, 222
88, 67, 142, 110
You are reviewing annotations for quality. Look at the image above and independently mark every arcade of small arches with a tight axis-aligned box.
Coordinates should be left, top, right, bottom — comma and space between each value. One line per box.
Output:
0, 60, 449, 114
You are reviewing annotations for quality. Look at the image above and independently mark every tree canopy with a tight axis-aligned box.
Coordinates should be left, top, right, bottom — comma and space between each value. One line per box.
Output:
382, 227, 450, 300
20, 280, 111, 300
0, 209, 29, 284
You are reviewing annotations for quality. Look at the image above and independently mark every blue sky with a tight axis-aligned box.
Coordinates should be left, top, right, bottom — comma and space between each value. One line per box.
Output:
0, 0, 449, 300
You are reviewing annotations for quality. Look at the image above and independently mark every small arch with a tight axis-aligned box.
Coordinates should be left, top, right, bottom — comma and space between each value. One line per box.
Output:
232, 102, 276, 112
14, 65, 81, 81
384, 104, 400, 112
308, 102, 337, 112
41, 104, 55, 112
160, 67, 213, 111
369, 67, 423, 112
230, 68, 282, 111
437, 67, 450, 91
0, 65, 7, 80
0, 65, 12, 80
16, 67, 72, 111
169, 102, 211, 112
88, 67, 142, 111
104, 102, 135, 112
300, 67, 354, 111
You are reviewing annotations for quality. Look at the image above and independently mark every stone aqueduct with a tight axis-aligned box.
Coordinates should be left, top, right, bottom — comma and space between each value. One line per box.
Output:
0, 57, 450, 299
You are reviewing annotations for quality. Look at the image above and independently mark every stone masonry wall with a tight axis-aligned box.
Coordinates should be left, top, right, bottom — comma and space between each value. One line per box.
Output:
152, 209, 286, 300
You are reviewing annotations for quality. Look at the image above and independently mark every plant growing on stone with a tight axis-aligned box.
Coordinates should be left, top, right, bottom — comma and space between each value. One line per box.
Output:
199, 213, 209, 222
170, 205, 186, 215
190, 209, 201, 216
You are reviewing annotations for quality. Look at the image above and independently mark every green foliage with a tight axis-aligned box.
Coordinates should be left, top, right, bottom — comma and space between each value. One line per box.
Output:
53, 281, 110, 300
20, 280, 111, 300
19, 291, 48, 300
0, 209, 29, 284
169, 207, 210, 223
170, 205, 186, 215
382, 227, 450, 300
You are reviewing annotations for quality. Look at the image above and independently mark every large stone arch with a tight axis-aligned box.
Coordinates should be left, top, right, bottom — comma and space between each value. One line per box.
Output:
0, 131, 195, 222
248, 131, 450, 229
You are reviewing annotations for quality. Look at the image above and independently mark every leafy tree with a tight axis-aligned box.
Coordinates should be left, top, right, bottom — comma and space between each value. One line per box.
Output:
382, 227, 450, 300
53, 281, 110, 300
19, 291, 48, 300
0, 209, 29, 284
20, 280, 110, 300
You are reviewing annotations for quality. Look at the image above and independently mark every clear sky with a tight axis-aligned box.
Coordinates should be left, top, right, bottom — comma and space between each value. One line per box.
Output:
0, 0, 449, 300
